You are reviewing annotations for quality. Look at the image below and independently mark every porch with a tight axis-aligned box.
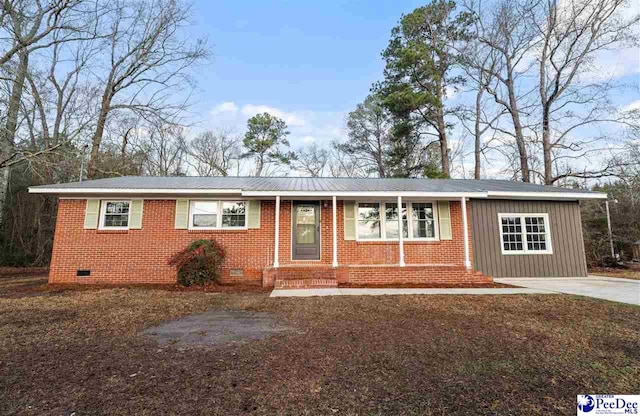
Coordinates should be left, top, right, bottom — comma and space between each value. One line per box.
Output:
261, 194, 490, 288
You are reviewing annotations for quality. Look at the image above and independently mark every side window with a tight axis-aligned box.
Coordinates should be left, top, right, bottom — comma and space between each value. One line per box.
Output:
500, 216, 523, 252
499, 214, 552, 254
99, 201, 130, 229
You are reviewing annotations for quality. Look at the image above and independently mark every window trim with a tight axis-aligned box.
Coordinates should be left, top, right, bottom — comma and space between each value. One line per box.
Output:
188, 199, 248, 230
498, 213, 553, 255
355, 201, 439, 242
98, 200, 131, 230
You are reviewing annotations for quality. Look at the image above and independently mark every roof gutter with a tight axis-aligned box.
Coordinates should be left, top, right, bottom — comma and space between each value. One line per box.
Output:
486, 191, 607, 200
28, 187, 243, 195
240, 190, 487, 198
28, 187, 607, 200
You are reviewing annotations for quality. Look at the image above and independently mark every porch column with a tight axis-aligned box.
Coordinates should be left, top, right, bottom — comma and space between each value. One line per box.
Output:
332, 196, 338, 268
274, 196, 280, 269
605, 199, 615, 258
398, 195, 405, 267
460, 196, 471, 270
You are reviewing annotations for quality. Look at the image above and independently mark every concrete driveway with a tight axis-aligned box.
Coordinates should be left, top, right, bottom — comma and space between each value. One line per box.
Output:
494, 276, 640, 305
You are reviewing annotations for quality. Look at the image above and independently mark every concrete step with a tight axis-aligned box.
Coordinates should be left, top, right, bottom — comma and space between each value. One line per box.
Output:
273, 268, 336, 280
274, 278, 338, 289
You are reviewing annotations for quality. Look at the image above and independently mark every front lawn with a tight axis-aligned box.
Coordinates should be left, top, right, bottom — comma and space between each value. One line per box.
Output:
0, 278, 638, 415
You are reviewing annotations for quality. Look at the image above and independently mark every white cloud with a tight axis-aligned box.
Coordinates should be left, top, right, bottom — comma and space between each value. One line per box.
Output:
302, 136, 315, 144
241, 104, 305, 126
211, 101, 239, 115
620, 100, 640, 112
579, 47, 640, 82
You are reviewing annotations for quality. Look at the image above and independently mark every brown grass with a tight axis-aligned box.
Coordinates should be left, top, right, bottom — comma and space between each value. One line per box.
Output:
0, 276, 638, 415
590, 264, 640, 280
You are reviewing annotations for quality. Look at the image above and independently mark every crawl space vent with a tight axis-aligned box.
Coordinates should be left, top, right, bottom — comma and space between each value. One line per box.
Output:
76, 270, 91, 277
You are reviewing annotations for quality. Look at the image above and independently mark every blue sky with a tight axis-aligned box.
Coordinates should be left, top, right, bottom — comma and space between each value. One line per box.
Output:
187, 0, 427, 147
185, 0, 639, 177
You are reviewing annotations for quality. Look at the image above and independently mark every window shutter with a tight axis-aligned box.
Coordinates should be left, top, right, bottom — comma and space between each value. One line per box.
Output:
84, 199, 100, 229
175, 199, 189, 229
438, 201, 452, 240
129, 199, 144, 229
343, 201, 356, 240
247, 200, 261, 229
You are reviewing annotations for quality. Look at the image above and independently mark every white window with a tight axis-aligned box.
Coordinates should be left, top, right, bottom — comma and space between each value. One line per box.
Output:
411, 203, 435, 239
498, 213, 552, 254
221, 201, 246, 227
385, 202, 408, 239
99, 200, 131, 230
356, 201, 438, 241
357, 203, 381, 240
189, 200, 246, 229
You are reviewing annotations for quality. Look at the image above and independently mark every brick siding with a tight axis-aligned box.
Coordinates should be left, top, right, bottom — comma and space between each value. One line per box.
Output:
49, 198, 486, 285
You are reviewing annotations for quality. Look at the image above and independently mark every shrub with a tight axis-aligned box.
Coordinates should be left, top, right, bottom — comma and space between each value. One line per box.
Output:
168, 239, 225, 286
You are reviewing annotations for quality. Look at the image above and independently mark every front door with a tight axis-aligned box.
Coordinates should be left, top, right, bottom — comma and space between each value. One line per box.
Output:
292, 201, 320, 260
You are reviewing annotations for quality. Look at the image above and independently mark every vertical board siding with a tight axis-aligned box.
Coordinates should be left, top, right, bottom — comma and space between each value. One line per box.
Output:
470, 199, 588, 277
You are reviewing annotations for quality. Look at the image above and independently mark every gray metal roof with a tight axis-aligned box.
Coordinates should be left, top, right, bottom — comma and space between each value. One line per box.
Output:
30, 175, 603, 195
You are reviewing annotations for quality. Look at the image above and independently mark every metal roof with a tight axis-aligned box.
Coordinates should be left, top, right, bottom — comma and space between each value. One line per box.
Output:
28, 176, 606, 199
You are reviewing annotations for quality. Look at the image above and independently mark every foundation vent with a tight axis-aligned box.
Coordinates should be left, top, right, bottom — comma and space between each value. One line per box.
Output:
229, 268, 244, 277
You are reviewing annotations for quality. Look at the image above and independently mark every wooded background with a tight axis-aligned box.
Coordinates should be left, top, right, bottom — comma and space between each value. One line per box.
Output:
0, 0, 638, 267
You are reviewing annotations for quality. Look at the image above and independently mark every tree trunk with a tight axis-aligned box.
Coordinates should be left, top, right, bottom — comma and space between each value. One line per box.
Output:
255, 154, 264, 177
542, 106, 553, 184
87, 90, 112, 179
435, 79, 450, 177
0, 49, 29, 222
474, 86, 483, 180
506, 78, 530, 182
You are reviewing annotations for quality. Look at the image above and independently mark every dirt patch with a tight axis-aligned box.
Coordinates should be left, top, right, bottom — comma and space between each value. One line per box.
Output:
141, 310, 298, 348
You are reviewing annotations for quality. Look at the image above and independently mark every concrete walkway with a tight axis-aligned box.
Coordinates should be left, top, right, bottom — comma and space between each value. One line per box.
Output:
494, 276, 640, 306
270, 287, 552, 298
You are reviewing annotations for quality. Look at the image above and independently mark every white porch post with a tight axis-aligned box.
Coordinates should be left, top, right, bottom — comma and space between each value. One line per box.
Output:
274, 196, 280, 269
332, 196, 338, 268
461, 196, 471, 270
398, 195, 405, 267
605, 199, 615, 258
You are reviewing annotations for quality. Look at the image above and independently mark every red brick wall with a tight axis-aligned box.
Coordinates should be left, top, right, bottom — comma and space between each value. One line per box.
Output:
50, 199, 277, 284
335, 201, 472, 266
49, 198, 475, 285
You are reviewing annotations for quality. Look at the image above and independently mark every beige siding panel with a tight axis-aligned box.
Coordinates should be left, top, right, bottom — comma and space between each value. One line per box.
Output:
470, 199, 587, 277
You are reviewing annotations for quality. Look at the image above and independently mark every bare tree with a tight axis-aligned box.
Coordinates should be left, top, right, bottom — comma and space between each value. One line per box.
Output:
464, 0, 540, 182
0, 0, 93, 66
86, 0, 208, 178
458, 38, 505, 179
187, 129, 241, 176
327, 140, 371, 178
0, 0, 100, 218
294, 143, 329, 177
135, 123, 186, 176
533, 0, 639, 184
